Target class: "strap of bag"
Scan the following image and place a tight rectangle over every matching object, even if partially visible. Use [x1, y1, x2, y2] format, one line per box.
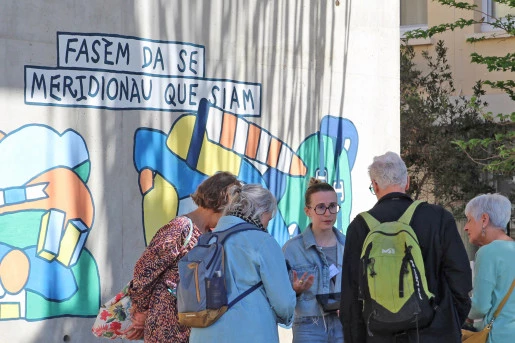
[359, 200, 423, 229]
[491, 278, 515, 321]
[228, 281, 263, 309]
[220, 222, 265, 309]
[397, 200, 422, 224]
[219, 222, 263, 244]
[359, 211, 380, 230]
[183, 217, 194, 247]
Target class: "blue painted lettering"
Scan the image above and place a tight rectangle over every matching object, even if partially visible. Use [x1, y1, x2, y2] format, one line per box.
[102, 38, 114, 65]
[88, 75, 100, 97]
[63, 75, 77, 98]
[117, 42, 130, 65]
[189, 51, 198, 75]
[189, 84, 198, 106]
[242, 89, 254, 110]
[91, 40, 101, 63]
[31, 73, 47, 99]
[210, 85, 220, 106]
[141, 46, 152, 68]
[177, 49, 187, 73]
[65, 38, 79, 64]
[76, 75, 87, 101]
[106, 77, 118, 100]
[153, 47, 164, 70]
[50, 74, 62, 101]
[230, 87, 239, 109]
[164, 83, 176, 106]
[141, 46, 164, 70]
[77, 40, 90, 63]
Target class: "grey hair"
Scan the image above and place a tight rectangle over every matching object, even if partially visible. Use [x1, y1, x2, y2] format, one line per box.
[465, 193, 512, 232]
[368, 151, 408, 189]
[223, 184, 277, 221]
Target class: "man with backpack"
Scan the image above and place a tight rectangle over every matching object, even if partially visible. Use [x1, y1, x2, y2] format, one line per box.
[340, 151, 472, 342]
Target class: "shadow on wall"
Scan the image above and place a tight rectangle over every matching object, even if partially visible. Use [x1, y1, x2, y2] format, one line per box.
[2, 0, 355, 342]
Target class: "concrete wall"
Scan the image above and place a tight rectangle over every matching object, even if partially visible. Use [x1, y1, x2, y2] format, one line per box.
[0, 1, 399, 342]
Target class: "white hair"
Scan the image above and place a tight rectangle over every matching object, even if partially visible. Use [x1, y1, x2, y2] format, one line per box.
[465, 193, 512, 232]
[368, 151, 408, 189]
[224, 184, 277, 221]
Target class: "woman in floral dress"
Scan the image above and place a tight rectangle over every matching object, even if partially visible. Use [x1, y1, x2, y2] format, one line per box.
[123, 172, 240, 343]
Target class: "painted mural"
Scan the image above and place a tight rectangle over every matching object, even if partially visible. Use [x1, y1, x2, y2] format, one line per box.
[12, 32, 359, 322]
[134, 98, 359, 246]
[0, 124, 99, 321]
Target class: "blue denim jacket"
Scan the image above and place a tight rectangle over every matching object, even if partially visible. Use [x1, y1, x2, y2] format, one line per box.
[282, 225, 345, 320]
[190, 216, 296, 343]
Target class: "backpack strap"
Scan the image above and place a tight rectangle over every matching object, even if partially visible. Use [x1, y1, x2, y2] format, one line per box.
[397, 200, 423, 225]
[197, 222, 262, 245]
[359, 212, 381, 230]
[228, 281, 263, 309]
[218, 222, 264, 244]
[359, 200, 423, 230]
[217, 222, 265, 308]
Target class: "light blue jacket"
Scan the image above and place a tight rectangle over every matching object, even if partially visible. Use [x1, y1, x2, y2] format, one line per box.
[282, 225, 345, 319]
[469, 240, 515, 343]
[189, 216, 296, 343]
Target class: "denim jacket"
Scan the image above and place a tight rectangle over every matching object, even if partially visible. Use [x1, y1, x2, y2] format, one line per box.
[190, 216, 296, 343]
[282, 225, 345, 320]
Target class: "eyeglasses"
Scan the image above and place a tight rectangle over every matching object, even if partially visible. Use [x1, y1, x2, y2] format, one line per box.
[308, 203, 341, 215]
[369, 182, 375, 195]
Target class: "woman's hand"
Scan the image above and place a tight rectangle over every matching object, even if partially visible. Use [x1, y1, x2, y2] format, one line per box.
[121, 311, 147, 340]
[292, 270, 315, 295]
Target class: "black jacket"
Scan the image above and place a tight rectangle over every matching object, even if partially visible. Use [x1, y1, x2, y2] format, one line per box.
[340, 193, 472, 343]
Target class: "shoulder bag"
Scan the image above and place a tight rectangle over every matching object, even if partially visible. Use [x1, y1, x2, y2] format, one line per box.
[461, 278, 515, 343]
[92, 217, 194, 339]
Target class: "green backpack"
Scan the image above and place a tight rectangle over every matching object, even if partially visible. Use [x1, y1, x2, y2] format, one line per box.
[359, 200, 435, 335]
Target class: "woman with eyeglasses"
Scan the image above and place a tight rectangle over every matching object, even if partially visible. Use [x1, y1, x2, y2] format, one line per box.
[283, 177, 345, 343]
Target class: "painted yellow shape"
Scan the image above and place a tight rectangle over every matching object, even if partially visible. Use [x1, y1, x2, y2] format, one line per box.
[143, 174, 179, 244]
[166, 114, 241, 175]
[57, 221, 85, 267]
[37, 211, 57, 261]
[0, 250, 29, 294]
[197, 135, 241, 176]
[0, 303, 20, 319]
[167, 115, 195, 160]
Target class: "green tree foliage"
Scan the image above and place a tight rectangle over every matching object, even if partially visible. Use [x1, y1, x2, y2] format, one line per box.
[401, 40, 498, 214]
[405, 0, 515, 175]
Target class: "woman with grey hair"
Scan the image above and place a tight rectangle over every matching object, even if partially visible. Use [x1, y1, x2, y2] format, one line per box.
[463, 193, 515, 342]
[189, 184, 296, 343]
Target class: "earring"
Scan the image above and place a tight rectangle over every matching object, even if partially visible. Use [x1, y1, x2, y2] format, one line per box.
[481, 228, 486, 237]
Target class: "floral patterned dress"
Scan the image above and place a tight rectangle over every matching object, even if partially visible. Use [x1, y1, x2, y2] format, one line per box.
[128, 216, 201, 343]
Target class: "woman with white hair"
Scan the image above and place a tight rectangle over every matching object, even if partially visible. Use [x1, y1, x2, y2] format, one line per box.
[189, 183, 296, 343]
[464, 193, 515, 342]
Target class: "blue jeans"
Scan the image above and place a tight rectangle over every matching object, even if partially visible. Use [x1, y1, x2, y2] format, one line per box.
[292, 313, 344, 343]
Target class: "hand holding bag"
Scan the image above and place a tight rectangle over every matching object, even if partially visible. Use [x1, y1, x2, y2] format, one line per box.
[461, 279, 515, 343]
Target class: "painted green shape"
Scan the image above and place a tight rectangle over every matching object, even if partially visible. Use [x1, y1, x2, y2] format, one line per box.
[0, 211, 45, 248]
[278, 134, 353, 235]
[73, 161, 91, 183]
[25, 249, 100, 319]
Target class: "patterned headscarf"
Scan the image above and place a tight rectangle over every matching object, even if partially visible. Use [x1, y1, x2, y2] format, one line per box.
[225, 208, 266, 232]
